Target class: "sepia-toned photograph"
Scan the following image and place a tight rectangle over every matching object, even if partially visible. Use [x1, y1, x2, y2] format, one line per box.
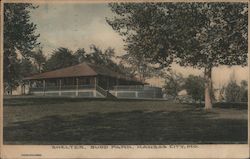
[1, 0, 249, 157]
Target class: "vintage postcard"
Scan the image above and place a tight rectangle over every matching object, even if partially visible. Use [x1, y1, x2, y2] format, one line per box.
[1, 0, 249, 158]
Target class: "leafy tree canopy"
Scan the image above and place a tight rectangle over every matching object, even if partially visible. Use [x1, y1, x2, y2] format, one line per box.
[184, 75, 205, 102]
[225, 80, 242, 102]
[44, 47, 75, 71]
[163, 71, 184, 99]
[107, 2, 247, 69]
[74, 48, 86, 64]
[107, 2, 247, 109]
[43, 45, 132, 77]
[4, 3, 40, 58]
[4, 3, 40, 91]
[19, 58, 37, 78]
[32, 47, 47, 73]
[118, 53, 163, 82]
[240, 80, 248, 102]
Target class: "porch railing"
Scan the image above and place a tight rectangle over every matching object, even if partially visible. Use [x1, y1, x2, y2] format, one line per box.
[112, 85, 160, 91]
[30, 84, 95, 92]
[112, 85, 143, 91]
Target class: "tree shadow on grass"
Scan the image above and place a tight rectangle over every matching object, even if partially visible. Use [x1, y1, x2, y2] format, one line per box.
[3, 98, 163, 107]
[191, 102, 248, 110]
[4, 108, 247, 145]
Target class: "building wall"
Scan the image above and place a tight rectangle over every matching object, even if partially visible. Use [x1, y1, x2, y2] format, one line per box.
[5, 85, 30, 95]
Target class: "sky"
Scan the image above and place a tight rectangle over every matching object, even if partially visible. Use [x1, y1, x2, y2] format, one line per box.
[29, 3, 248, 88]
[30, 3, 125, 55]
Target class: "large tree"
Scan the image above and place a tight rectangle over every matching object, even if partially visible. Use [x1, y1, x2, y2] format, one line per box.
[107, 2, 248, 109]
[19, 58, 37, 77]
[184, 75, 205, 103]
[73, 48, 87, 64]
[240, 80, 248, 102]
[32, 47, 47, 73]
[4, 3, 40, 93]
[163, 71, 184, 100]
[86, 45, 126, 74]
[118, 53, 163, 82]
[44, 45, 129, 77]
[225, 79, 248, 102]
[225, 80, 241, 102]
[44, 47, 75, 71]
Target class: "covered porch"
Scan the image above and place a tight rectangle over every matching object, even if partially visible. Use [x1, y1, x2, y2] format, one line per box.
[26, 75, 143, 97]
[23, 62, 145, 98]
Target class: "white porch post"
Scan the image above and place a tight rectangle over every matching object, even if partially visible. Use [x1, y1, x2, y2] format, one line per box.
[135, 91, 138, 98]
[20, 84, 23, 95]
[59, 79, 62, 96]
[76, 77, 79, 96]
[95, 76, 97, 88]
[28, 81, 31, 94]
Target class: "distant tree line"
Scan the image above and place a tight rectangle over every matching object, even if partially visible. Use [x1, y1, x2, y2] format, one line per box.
[34, 45, 137, 77]
[224, 79, 248, 102]
[164, 72, 248, 103]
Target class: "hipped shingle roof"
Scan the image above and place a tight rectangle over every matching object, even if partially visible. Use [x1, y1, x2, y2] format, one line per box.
[24, 62, 141, 83]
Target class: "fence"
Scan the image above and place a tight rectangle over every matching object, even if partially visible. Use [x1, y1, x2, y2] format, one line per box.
[113, 85, 160, 91]
[111, 85, 163, 99]
[29, 84, 163, 99]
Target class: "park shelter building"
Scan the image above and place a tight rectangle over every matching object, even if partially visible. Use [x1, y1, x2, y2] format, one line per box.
[24, 62, 162, 98]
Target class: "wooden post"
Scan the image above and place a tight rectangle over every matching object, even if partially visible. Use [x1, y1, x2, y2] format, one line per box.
[23, 84, 25, 95]
[59, 79, 62, 96]
[76, 78, 79, 96]
[95, 76, 97, 88]
[28, 81, 31, 94]
[43, 80, 46, 96]
[20, 84, 23, 95]
[94, 76, 97, 97]
[135, 91, 138, 98]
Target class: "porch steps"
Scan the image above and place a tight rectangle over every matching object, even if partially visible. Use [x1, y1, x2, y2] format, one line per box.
[96, 85, 117, 99]
[106, 91, 117, 99]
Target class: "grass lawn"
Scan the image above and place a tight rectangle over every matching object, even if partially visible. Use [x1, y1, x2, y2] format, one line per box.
[3, 97, 248, 145]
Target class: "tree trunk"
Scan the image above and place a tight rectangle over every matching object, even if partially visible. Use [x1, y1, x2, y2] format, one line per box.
[10, 87, 12, 95]
[204, 67, 213, 110]
[8, 81, 12, 95]
[38, 64, 41, 73]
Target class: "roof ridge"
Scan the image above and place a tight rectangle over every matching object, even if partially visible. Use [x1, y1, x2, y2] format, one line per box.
[24, 62, 87, 78]
[23, 61, 143, 85]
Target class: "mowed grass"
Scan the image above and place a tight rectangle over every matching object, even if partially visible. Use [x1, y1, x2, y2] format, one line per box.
[3, 97, 248, 145]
